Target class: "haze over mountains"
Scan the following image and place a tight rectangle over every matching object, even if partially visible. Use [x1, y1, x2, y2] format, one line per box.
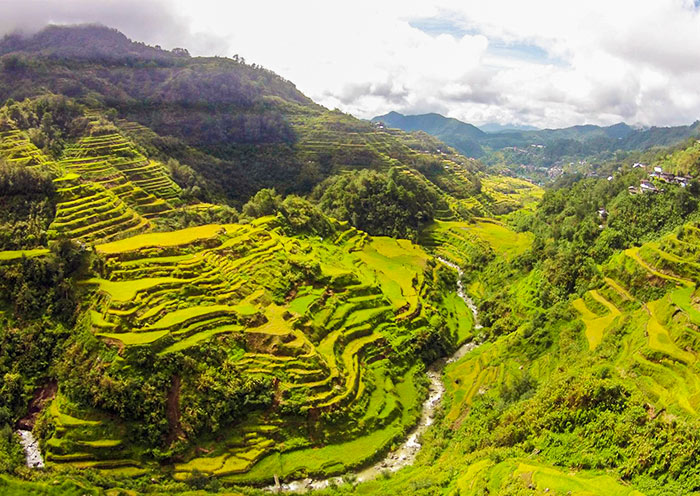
[373, 111, 700, 165]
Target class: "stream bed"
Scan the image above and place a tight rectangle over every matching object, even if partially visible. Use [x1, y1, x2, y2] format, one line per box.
[17, 429, 44, 468]
[269, 257, 479, 492]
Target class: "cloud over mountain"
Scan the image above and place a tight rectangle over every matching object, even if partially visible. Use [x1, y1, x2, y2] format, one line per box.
[1, 0, 700, 128]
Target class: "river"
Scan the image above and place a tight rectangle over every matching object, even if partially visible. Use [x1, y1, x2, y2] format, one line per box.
[17, 429, 44, 468]
[269, 257, 479, 492]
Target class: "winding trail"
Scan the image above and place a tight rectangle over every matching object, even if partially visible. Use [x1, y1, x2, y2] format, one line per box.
[17, 430, 44, 468]
[269, 257, 479, 492]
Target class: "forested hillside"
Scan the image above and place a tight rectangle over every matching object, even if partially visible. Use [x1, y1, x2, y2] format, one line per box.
[0, 26, 487, 205]
[3, 24, 700, 496]
[373, 111, 700, 172]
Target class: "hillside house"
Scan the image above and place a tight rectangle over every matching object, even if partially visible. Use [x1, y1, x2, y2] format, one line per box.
[628, 185, 638, 194]
[640, 180, 659, 193]
[674, 176, 689, 187]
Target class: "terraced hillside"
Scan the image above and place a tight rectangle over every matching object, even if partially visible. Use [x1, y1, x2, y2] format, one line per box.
[0, 129, 55, 169]
[0, 107, 202, 243]
[38, 216, 475, 483]
[466, 220, 700, 417]
[48, 173, 151, 242]
[421, 218, 533, 270]
[338, 216, 700, 495]
[587, 223, 700, 414]
[61, 131, 180, 202]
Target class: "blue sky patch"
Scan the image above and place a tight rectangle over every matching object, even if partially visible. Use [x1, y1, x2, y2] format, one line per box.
[410, 16, 565, 66]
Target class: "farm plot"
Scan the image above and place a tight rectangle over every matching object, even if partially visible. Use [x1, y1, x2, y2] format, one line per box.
[50, 219, 463, 481]
[594, 224, 700, 415]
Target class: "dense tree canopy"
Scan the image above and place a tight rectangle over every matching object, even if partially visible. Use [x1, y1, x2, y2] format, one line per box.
[315, 168, 445, 240]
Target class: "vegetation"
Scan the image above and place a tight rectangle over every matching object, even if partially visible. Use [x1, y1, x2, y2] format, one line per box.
[315, 168, 445, 240]
[5, 23, 700, 496]
[374, 111, 700, 171]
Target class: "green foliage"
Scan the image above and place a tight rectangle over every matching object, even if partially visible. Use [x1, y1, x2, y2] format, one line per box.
[279, 195, 333, 236]
[0, 158, 56, 249]
[0, 94, 88, 157]
[241, 187, 281, 218]
[0, 239, 84, 324]
[316, 168, 443, 240]
[520, 167, 698, 304]
[0, 426, 23, 474]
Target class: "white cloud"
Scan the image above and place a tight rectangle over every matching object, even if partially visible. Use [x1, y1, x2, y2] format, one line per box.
[2, 0, 700, 128]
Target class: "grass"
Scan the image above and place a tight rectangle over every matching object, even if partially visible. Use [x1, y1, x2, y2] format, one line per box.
[572, 290, 621, 350]
[146, 304, 248, 330]
[624, 247, 693, 287]
[443, 292, 474, 345]
[421, 219, 532, 268]
[85, 277, 183, 301]
[0, 476, 103, 496]
[358, 237, 428, 311]
[158, 324, 243, 355]
[0, 248, 50, 261]
[465, 218, 533, 259]
[513, 461, 645, 496]
[96, 224, 235, 254]
[481, 175, 544, 212]
[646, 299, 695, 364]
[97, 329, 170, 346]
[289, 288, 324, 315]
[230, 365, 421, 483]
[670, 286, 700, 325]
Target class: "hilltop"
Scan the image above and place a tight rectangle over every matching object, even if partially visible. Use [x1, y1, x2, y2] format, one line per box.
[0, 26, 499, 208]
[372, 111, 700, 172]
[374, 111, 486, 158]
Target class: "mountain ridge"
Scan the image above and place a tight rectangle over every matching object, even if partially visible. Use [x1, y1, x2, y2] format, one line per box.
[372, 111, 700, 166]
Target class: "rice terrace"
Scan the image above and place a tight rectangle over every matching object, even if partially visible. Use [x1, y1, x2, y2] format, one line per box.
[3, 6, 700, 496]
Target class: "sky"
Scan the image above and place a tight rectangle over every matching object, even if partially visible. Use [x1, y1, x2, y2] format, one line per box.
[1, 0, 700, 129]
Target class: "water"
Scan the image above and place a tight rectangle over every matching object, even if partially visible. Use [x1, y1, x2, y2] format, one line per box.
[16, 429, 44, 468]
[437, 257, 482, 332]
[267, 257, 480, 492]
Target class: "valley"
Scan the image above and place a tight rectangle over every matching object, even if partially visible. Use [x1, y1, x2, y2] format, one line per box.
[2, 23, 700, 496]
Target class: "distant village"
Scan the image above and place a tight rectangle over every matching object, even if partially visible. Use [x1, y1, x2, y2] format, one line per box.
[627, 163, 690, 194]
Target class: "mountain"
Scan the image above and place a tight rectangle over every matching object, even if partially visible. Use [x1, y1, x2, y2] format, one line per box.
[478, 122, 539, 133]
[373, 111, 486, 140]
[5, 24, 700, 496]
[373, 111, 700, 169]
[0, 26, 488, 206]
[0, 26, 547, 491]
[0, 24, 190, 61]
[373, 111, 486, 157]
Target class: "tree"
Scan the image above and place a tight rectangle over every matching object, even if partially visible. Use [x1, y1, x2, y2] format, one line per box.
[242, 188, 282, 218]
[315, 167, 443, 240]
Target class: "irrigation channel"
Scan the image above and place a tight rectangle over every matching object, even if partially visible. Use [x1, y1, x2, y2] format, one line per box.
[270, 257, 481, 492]
[17, 429, 44, 468]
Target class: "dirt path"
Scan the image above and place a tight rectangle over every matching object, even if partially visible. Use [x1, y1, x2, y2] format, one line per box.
[166, 375, 184, 444]
[17, 382, 57, 430]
